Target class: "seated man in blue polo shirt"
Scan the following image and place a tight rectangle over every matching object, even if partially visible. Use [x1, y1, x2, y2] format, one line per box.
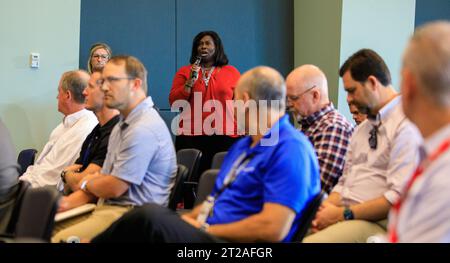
[92, 66, 321, 243]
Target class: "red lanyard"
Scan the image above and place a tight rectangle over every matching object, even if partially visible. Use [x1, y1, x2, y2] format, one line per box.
[389, 138, 450, 243]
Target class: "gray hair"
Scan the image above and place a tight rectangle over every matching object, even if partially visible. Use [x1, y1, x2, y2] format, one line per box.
[238, 66, 286, 110]
[61, 70, 89, 104]
[404, 21, 450, 107]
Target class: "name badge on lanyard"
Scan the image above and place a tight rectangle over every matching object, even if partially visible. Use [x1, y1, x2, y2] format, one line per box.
[196, 152, 253, 224]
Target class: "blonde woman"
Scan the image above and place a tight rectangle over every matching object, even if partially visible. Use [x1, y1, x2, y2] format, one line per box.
[87, 42, 112, 74]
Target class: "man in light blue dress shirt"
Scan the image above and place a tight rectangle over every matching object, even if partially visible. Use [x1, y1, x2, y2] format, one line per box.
[52, 56, 177, 242]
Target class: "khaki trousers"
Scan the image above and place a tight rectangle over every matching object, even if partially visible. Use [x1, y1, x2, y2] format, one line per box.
[52, 205, 132, 243]
[302, 219, 388, 243]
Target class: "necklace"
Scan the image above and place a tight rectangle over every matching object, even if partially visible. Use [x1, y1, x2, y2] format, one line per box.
[202, 66, 215, 88]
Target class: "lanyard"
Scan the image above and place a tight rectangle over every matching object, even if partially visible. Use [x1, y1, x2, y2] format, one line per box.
[389, 138, 450, 243]
[196, 152, 254, 225]
[213, 152, 254, 199]
[81, 134, 97, 168]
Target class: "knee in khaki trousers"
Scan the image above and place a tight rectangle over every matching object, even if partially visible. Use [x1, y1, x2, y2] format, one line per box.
[52, 205, 132, 243]
[302, 219, 388, 243]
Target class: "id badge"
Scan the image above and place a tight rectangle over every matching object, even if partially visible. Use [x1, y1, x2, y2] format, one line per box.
[196, 195, 215, 224]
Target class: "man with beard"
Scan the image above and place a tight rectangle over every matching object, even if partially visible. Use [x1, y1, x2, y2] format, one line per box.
[304, 49, 422, 243]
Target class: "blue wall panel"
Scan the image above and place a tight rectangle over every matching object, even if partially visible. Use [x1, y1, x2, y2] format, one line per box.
[415, 0, 450, 27]
[80, 0, 176, 109]
[176, 0, 293, 77]
[80, 0, 293, 114]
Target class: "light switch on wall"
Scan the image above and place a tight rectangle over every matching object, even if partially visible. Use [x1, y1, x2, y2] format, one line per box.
[30, 53, 40, 68]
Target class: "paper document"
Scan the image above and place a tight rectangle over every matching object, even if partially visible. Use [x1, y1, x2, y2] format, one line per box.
[54, 203, 96, 222]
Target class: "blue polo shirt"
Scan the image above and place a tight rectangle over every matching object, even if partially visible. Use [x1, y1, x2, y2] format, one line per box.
[206, 115, 320, 242]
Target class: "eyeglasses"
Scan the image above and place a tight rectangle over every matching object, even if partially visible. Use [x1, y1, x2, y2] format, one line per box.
[368, 124, 381, 149]
[286, 85, 317, 101]
[98, 76, 135, 85]
[92, 54, 109, 60]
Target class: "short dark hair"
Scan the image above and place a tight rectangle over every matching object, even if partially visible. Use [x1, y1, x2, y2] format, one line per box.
[339, 49, 391, 86]
[189, 31, 229, 66]
[108, 55, 148, 92]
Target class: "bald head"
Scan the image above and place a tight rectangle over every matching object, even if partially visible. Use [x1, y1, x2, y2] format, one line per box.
[287, 65, 329, 100]
[236, 66, 286, 110]
[403, 21, 450, 108]
[286, 64, 330, 117]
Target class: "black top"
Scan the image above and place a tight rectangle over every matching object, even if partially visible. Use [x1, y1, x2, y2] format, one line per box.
[75, 115, 120, 172]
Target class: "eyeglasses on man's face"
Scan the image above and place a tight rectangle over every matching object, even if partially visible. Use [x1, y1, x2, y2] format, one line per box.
[286, 85, 317, 102]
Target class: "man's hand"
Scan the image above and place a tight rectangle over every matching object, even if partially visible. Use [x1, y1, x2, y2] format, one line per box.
[181, 214, 201, 229]
[57, 191, 93, 212]
[311, 202, 344, 232]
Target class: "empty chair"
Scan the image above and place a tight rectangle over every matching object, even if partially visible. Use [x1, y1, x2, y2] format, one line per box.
[168, 164, 189, 211]
[176, 149, 202, 182]
[292, 192, 324, 242]
[176, 149, 202, 209]
[17, 148, 37, 176]
[211, 151, 227, 170]
[194, 169, 219, 206]
[13, 186, 60, 241]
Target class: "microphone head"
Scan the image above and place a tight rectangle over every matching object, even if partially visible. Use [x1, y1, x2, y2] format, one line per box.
[194, 56, 202, 65]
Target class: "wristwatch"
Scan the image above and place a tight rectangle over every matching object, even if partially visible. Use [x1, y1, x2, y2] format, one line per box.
[343, 206, 354, 220]
[80, 180, 89, 193]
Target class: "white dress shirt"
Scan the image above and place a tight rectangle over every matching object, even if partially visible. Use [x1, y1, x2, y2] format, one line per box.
[390, 123, 450, 242]
[332, 96, 422, 205]
[20, 109, 98, 187]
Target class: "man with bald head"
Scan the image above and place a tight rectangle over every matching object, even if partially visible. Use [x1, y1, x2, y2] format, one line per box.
[287, 65, 353, 193]
[21, 70, 98, 188]
[91, 66, 321, 243]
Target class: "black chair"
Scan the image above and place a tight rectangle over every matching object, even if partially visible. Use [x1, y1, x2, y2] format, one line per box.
[211, 151, 227, 170]
[168, 164, 189, 211]
[1, 186, 60, 242]
[292, 192, 325, 242]
[194, 169, 219, 206]
[176, 149, 202, 208]
[17, 148, 37, 176]
[176, 149, 202, 182]
[15, 186, 60, 241]
[1, 180, 31, 235]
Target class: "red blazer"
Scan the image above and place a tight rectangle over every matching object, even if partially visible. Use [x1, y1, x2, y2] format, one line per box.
[169, 65, 240, 136]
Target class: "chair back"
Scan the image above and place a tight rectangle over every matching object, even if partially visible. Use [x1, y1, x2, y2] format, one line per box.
[17, 149, 37, 176]
[176, 149, 202, 182]
[14, 186, 60, 241]
[211, 151, 227, 170]
[3, 180, 31, 235]
[292, 192, 324, 242]
[194, 169, 219, 206]
[168, 164, 189, 210]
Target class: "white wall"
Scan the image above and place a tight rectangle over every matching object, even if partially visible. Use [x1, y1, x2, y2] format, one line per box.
[0, 0, 81, 152]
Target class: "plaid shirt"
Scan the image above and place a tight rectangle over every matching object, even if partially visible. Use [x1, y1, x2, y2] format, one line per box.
[299, 104, 354, 193]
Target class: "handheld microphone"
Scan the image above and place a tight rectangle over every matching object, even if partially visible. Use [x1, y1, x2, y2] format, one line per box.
[191, 56, 202, 80]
